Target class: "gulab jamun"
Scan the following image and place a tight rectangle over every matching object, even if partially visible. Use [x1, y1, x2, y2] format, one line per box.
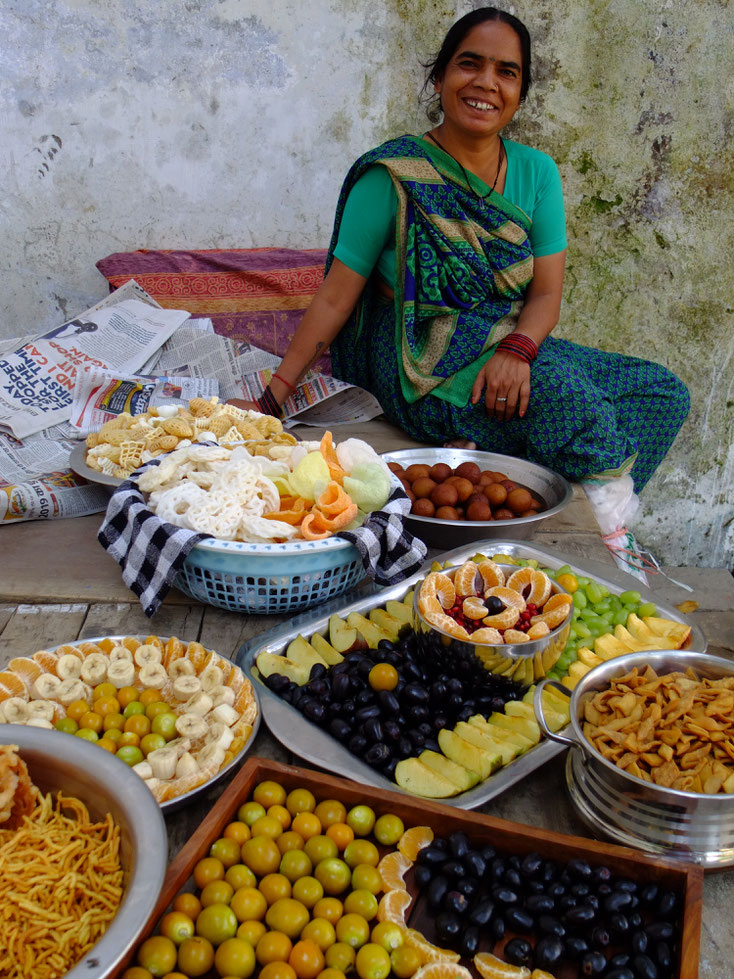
[411, 476, 437, 499]
[430, 463, 452, 483]
[466, 500, 492, 521]
[501, 479, 518, 492]
[454, 461, 482, 484]
[431, 482, 459, 507]
[484, 483, 508, 507]
[493, 507, 515, 520]
[450, 477, 474, 502]
[506, 487, 533, 514]
[412, 498, 436, 517]
[435, 505, 460, 520]
[520, 508, 539, 517]
[405, 463, 431, 481]
[387, 461, 404, 475]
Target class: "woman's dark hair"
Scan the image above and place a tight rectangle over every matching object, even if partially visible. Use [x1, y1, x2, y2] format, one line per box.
[422, 6, 532, 121]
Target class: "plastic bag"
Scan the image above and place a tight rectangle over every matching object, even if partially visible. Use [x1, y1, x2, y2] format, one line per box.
[582, 476, 648, 585]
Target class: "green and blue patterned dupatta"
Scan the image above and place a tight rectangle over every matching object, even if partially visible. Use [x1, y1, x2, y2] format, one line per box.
[327, 135, 534, 406]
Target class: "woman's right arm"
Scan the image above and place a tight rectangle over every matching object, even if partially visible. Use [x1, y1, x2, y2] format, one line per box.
[230, 257, 368, 412]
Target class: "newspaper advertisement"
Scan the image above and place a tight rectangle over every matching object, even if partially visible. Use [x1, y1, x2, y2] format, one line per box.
[69, 368, 219, 436]
[0, 470, 111, 524]
[0, 425, 82, 484]
[0, 285, 190, 439]
[150, 328, 383, 425]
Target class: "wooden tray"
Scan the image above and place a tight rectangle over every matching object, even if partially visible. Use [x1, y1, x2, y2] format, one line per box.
[115, 757, 704, 978]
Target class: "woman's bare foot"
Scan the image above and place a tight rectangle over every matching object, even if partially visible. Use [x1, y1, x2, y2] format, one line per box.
[443, 439, 477, 450]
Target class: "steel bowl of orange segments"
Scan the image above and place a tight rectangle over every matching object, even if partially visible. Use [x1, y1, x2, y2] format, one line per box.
[0, 634, 261, 812]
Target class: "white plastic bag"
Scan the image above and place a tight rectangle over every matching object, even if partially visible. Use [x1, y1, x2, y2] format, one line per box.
[582, 476, 648, 585]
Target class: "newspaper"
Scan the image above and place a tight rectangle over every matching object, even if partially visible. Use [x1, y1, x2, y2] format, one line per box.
[147, 329, 383, 426]
[69, 368, 219, 436]
[0, 281, 190, 439]
[0, 470, 111, 524]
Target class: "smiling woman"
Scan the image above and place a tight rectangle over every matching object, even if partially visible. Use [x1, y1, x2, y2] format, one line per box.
[229, 7, 689, 512]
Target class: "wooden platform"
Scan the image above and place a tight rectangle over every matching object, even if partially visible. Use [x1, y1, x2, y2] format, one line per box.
[1, 415, 732, 976]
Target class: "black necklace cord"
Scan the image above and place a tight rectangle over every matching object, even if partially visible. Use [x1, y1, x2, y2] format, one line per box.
[424, 131, 504, 200]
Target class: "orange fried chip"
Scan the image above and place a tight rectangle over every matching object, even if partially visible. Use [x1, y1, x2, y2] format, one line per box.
[265, 497, 309, 525]
[320, 431, 347, 481]
[301, 513, 333, 540]
[317, 480, 353, 517]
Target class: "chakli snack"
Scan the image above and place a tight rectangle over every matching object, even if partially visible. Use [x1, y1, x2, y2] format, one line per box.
[417, 561, 572, 644]
[0, 746, 124, 979]
[84, 396, 291, 479]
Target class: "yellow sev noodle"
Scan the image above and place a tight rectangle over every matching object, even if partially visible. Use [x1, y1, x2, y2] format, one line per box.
[0, 791, 124, 979]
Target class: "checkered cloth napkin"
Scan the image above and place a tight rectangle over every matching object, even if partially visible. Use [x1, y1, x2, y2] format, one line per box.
[98, 468, 426, 617]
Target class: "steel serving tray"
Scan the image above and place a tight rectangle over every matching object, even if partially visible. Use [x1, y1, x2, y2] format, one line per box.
[69, 441, 124, 489]
[22, 635, 261, 813]
[236, 541, 705, 809]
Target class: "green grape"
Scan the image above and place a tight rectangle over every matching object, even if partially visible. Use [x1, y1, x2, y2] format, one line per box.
[594, 600, 611, 614]
[556, 564, 573, 576]
[579, 607, 601, 622]
[576, 576, 592, 588]
[638, 602, 658, 617]
[586, 582, 605, 605]
[620, 589, 642, 605]
[608, 595, 623, 611]
[587, 622, 606, 638]
[613, 609, 630, 626]
[572, 621, 592, 639]
[572, 590, 587, 610]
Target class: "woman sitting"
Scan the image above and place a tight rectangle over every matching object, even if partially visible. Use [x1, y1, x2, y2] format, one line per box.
[232, 6, 689, 525]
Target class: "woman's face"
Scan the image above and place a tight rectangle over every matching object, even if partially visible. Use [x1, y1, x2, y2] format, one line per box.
[434, 20, 524, 139]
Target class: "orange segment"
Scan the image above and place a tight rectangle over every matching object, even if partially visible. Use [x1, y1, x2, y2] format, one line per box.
[412, 963, 473, 979]
[471, 627, 504, 644]
[420, 573, 456, 611]
[503, 629, 530, 644]
[0, 672, 29, 700]
[186, 642, 213, 673]
[474, 952, 531, 979]
[482, 587, 525, 629]
[404, 929, 460, 965]
[530, 606, 569, 629]
[31, 650, 59, 673]
[377, 851, 412, 891]
[452, 562, 480, 597]
[462, 597, 488, 621]
[95, 637, 116, 653]
[397, 825, 434, 862]
[376, 889, 412, 928]
[144, 635, 164, 651]
[506, 567, 552, 606]
[162, 636, 186, 669]
[77, 642, 106, 657]
[527, 621, 550, 640]
[8, 658, 43, 690]
[543, 593, 573, 612]
[234, 681, 258, 721]
[121, 637, 142, 654]
[422, 610, 469, 640]
[476, 560, 506, 590]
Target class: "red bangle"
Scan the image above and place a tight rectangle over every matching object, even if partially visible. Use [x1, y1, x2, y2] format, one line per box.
[273, 373, 297, 393]
[497, 333, 539, 364]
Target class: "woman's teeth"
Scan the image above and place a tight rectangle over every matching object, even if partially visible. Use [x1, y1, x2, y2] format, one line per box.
[465, 99, 495, 112]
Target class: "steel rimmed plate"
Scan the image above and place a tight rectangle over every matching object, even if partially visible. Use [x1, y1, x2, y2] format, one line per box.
[9, 634, 261, 813]
[237, 539, 705, 809]
[69, 441, 123, 488]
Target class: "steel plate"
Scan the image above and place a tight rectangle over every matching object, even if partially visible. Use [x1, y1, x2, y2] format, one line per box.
[237, 540, 705, 809]
[69, 441, 123, 488]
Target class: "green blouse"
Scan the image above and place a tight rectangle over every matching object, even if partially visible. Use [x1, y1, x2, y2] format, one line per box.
[333, 137, 567, 288]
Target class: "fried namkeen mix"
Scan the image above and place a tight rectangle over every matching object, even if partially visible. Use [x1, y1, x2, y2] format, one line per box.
[582, 665, 734, 793]
[0, 745, 37, 828]
[0, 748, 124, 979]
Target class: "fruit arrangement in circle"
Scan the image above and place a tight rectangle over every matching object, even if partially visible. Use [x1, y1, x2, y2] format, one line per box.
[123, 775, 685, 979]
[0, 635, 257, 804]
[388, 461, 546, 523]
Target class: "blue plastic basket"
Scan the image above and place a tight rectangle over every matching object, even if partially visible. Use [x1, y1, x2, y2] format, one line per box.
[175, 536, 365, 614]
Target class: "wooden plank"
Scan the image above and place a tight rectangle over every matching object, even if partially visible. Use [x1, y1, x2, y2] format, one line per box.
[198, 607, 294, 661]
[80, 602, 205, 643]
[0, 604, 88, 666]
[0, 605, 16, 636]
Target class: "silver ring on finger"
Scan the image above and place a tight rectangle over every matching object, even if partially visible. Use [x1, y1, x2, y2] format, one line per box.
[496, 397, 508, 402]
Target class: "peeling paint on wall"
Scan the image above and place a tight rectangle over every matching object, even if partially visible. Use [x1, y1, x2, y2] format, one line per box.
[0, 0, 731, 567]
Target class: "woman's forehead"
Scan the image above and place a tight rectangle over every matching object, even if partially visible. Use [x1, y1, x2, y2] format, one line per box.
[454, 20, 523, 63]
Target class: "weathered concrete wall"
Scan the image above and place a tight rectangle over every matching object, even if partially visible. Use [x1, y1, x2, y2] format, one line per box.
[1, 0, 732, 567]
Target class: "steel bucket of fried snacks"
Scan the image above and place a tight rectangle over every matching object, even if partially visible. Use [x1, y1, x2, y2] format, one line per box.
[534, 650, 734, 868]
[413, 561, 573, 686]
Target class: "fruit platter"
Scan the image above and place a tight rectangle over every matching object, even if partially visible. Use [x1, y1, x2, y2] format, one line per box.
[0, 634, 260, 811]
[116, 756, 703, 979]
[240, 541, 703, 809]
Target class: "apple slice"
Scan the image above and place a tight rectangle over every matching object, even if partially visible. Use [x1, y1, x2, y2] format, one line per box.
[594, 633, 632, 660]
[562, 660, 591, 689]
[255, 652, 309, 685]
[485, 711, 540, 747]
[465, 718, 523, 765]
[346, 612, 389, 648]
[438, 729, 498, 780]
[310, 632, 344, 666]
[419, 749, 480, 791]
[577, 646, 603, 668]
[504, 701, 542, 739]
[451, 723, 505, 769]
[286, 636, 328, 678]
[369, 608, 405, 642]
[328, 614, 358, 653]
[394, 757, 459, 798]
[385, 600, 414, 628]
[642, 616, 691, 647]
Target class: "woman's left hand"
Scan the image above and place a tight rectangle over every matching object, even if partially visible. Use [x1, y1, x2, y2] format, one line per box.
[471, 350, 531, 421]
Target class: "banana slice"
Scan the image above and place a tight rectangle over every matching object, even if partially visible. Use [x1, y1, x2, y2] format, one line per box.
[26, 700, 56, 722]
[132, 760, 154, 780]
[207, 721, 235, 751]
[56, 678, 89, 706]
[139, 663, 168, 689]
[175, 751, 200, 778]
[134, 644, 163, 668]
[147, 746, 178, 780]
[26, 717, 54, 729]
[210, 703, 239, 727]
[182, 692, 213, 717]
[209, 685, 235, 708]
[80, 653, 108, 686]
[107, 659, 136, 688]
[56, 654, 83, 680]
[2, 698, 30, 724]
[168, 659, 196, 681]
[172, 675, 202, 700]
[32, 673, 62, 700]
[196, 742, 226, 771]
[166, 737, 192, 757]
[109, 645, 134, 663]
[175, 713, 209, 740]
[199, 664, 226, 693]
